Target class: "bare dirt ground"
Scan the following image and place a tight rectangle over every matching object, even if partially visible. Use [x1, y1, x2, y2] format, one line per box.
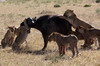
[0, 0, 100, 66]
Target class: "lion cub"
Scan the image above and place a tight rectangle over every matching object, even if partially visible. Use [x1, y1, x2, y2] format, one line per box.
[1, 26, 17, 48]
[48, 32, 79, 58]
[12, 26, 30, 51]
[77, 26, 100, 49]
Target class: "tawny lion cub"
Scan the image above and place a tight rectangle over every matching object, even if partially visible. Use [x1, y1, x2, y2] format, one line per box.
[12, 26, 30, 51]
[1, 26, 17, 48]
[77, 26, 100, 49]
[48, 32, 79, 58]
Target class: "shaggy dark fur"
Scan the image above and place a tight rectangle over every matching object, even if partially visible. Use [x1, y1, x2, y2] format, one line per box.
[20, 15, 72, 51]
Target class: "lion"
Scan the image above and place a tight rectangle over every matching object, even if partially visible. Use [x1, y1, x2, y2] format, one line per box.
[63, 9, 94, 29]
[72, 27, 96, 49]
[63, 9, 95, 49]
[12, 26, 30, 51]
[48, 32, 79, 58]
[1, 26, 17, 48]
[77, 26, 100, 49]
[1, 25, 29, 51]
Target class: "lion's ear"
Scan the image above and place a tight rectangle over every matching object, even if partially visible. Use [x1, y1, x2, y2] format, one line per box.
[23, 18, 27, 22]
[12, 26, 15, 28]
[33, 17, 37, 20]
[34, 17, 36, 19]
[67, 9, 70, 11]
[7, 26, 13, 32]
[71, 10, 74, 12]
[8, 26, 11, 29]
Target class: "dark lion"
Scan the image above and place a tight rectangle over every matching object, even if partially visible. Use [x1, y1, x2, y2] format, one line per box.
[48, 32, 79, 58]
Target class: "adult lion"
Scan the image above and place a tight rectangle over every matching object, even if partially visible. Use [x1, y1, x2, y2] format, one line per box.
[63, 9, 95, 49]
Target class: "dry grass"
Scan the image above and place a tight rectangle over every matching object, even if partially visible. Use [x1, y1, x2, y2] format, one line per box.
[0, 0, 100, 66]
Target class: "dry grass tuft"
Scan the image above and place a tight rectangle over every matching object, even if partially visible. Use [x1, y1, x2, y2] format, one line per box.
[0, 0, 100, 66]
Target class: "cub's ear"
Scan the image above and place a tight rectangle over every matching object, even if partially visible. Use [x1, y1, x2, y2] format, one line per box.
[12, 26, 17, 31]
[33, 17, 37, 20]
[71, 10, 73, 12]
[12, 26, 15, 28]
[34, 17, 36, 19]
[7, 26, 13, 32]
[7, 26, 10, 28]
[8, 26, 11, 29]
[67, 9, 70, 11]
[66, 9, 73, 12]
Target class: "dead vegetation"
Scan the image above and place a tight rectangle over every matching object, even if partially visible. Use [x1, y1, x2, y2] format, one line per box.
[0, 0, 100, 66]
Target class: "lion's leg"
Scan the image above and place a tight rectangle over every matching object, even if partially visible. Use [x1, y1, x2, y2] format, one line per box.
[97, 36, 100, 50]
[61, 46, 64, 56]
[81, 39, 93, 49]
[70, 44, 75, 58]
[60, 46, 63, 56]
[58, 45, 61, 56]
[81, 39, 88, 48]
[9, 37, 14, 47]
[75, 42, 79, 57]
[94, 38, 98, 46]
[24, 40, 27, 44]
[24, 40, 28, 48]
[12, 42, 21, 51]
[1, 39, 7, 48]
[62, 45, 66, 56]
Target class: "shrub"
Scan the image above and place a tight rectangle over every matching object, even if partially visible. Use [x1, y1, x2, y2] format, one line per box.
[84, 4, 91, 7]
[96, 0, 100, 3]
[54, 4, 61, 8]
[96, 9, 100, 15]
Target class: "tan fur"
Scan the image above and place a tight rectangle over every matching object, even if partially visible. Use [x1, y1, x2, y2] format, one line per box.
[63, 9, 93, 29]
[63, 9, 96, 49]
[1, 26, 17, 48]
[12, 26, 30, 51]
[1, 25, 29, 51]
[48, 32, 79, 58]
[77, 26, 100, 49]
[73, 28, 95, 46]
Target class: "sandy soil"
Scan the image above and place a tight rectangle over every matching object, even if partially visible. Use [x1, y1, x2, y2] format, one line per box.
[0, 0, 100, 66]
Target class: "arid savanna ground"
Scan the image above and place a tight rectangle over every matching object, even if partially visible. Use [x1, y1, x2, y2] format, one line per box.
[0, 0, 100, 66]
